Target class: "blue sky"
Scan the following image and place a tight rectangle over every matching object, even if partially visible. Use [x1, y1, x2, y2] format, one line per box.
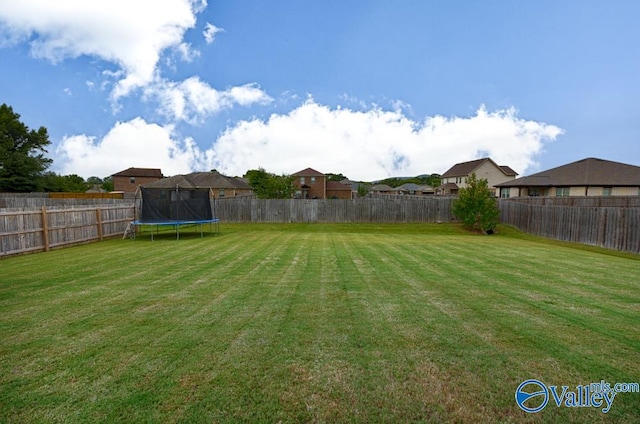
[1, 1, 638, 181]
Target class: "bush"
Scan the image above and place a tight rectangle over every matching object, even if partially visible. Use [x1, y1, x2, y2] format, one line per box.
[452, 173, 499, 232]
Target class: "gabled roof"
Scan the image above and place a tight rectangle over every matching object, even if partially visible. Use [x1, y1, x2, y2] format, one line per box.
[437, 182, 459, 190]
[292, 168, 324, 177]
[496, 158, 640, 187]
[499, 166, 518, 176]
[441, 158, 517, 178]
[143, 171, 251, 189]
[395, 183, 434, 192]
[112, 167, 163, 178]
[370, 184, 394, 191]
[144, 174, 198, 189]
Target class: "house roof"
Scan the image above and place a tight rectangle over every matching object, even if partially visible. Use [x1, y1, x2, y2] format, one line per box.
[144, 174, 198, 189]
[441, 158, 517, 178]
[436, 182, 459, 190]
[496, 158, 640, 187]
[370, 184, 394, 191]
[143, 171, 251, 189]
[499, 166, 518, 176]
[291, 168, 325, 177]
[112, 167, 163, 178]
[395, 183, 435, 192]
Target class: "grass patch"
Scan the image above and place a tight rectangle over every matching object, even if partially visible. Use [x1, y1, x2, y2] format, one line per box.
[1, 223, 638, 423]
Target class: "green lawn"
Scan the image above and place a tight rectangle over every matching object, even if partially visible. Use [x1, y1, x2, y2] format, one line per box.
[1, 224, 639, 423]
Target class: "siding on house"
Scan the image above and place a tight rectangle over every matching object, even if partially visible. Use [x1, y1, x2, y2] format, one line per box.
[439, 158, 517, 195]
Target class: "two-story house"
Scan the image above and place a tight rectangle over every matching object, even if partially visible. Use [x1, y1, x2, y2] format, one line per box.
[437, 158, 518, 196]
[291, 168, 352, 199]
[112, 167, 163, 193]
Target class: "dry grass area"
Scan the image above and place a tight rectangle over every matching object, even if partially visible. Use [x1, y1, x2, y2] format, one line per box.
[1, 223, 638, 423]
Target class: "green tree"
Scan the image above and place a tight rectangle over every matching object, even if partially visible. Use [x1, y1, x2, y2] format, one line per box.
[326, 173, 348, 182]
[0, 104, 52, 192]
[42, 173, 87, 192]
[357, 183, 370, 197]
[452, 173, 499, 233]
[245, 168, 295, 199]
[101, 176, 114, 192]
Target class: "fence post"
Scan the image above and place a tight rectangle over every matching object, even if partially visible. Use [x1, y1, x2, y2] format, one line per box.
[96, 208, 103, 241]
[41, 206, 50, 252]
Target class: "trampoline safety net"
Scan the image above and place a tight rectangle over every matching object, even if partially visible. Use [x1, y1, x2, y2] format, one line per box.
[140, 187, 213, 222]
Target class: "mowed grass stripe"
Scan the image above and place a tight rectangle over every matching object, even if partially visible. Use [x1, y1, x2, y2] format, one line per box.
[1, 224, 638, 423]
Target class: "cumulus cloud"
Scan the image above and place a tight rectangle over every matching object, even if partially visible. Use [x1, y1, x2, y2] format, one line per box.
[0, 0, 200, 99]
[147, 77, 272, 123]
[55, 117, 200, 178]
[0, 1, 274, 119]
[53, 101, 563, 181]
[209, 100, 563, 180]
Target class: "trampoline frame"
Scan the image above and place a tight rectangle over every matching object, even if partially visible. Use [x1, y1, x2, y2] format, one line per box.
[130, 218, 220, 240]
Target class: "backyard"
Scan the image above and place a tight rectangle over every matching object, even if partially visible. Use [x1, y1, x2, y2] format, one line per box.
[1, 223, 638, 423]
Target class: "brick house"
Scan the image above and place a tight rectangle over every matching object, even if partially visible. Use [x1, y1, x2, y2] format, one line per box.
[111, 167, 163, 193]
[291, 168, 352, 199]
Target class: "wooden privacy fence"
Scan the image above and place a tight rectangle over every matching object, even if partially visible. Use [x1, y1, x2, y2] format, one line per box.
[215, 197, 455, 223]
[0, 196, 129, 209]
[0, 205, 134, 257]
[500, 200, 640, 254]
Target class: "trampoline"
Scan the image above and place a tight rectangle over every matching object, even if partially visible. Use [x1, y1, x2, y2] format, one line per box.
[130, 219, 219, 240]
[130, 185, 220, 240]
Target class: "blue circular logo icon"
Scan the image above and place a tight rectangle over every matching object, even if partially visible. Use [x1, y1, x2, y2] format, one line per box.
[515, 379, 548, 413]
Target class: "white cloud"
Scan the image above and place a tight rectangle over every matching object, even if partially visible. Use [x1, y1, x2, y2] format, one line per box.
[53, 101, 563, 182]
[148, 77, 272, 123]
[203, 22, 223, 44]
[0, 0, 199, 99]
[208, 100, 564, 181]
[55, 117, 199, 178]
[0, 1, 272, 120]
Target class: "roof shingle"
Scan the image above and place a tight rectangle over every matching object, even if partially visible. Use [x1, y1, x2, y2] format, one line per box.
[496, 158, 640, 187]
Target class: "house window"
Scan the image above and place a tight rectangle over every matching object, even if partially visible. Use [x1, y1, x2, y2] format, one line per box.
[219, 189, 225, 197]
[130, 177, 136, 184]
[602, 187, 612, 196]
[556, 187, 570, 197]
[528, 188, 540, 197]
[455, 176, 462, 184]
[300, 177, 305, 185]
[311, 176, 316, 184]
[500, 188, 510, 198]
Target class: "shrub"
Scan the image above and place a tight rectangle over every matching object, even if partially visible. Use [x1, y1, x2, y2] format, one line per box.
[452, 173, 499, 232]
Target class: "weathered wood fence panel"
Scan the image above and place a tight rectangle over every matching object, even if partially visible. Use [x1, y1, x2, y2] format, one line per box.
[499, 200, 640, 254]
[215, 197, 455, 223]
[0, 196, 130, 209]
[0, 205, 134, 257]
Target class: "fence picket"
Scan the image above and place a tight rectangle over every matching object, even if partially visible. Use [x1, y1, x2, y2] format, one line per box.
[499, 198, 639, 254]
